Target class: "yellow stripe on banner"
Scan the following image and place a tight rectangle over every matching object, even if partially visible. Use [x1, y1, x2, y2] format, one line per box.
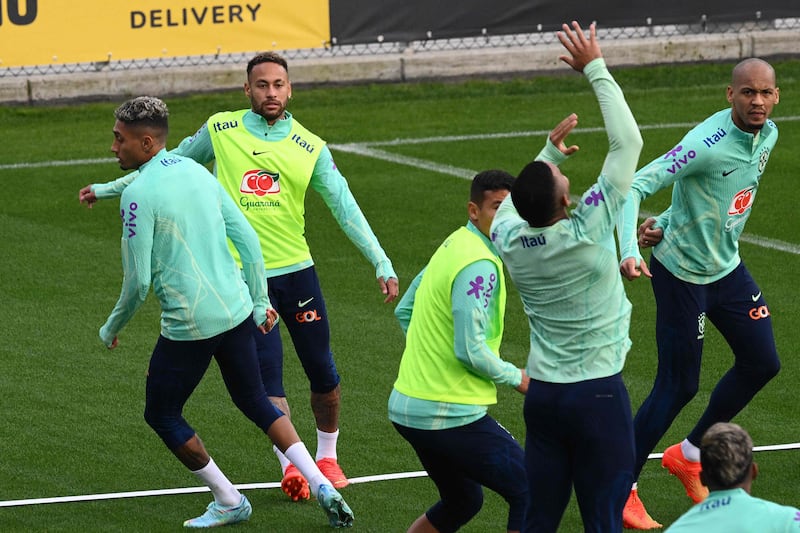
[0, 0, 330, 67]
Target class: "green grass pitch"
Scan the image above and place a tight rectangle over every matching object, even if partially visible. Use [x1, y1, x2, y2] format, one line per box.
[0, 58, 798, 531]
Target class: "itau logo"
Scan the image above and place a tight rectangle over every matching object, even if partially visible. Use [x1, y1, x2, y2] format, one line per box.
[240, 170, 280, 196]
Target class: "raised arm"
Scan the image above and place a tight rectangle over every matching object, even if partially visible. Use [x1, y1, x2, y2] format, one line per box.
[558, 21, 642, 196]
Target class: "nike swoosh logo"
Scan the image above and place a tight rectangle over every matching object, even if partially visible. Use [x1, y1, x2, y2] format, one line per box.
[722, 168, 736, 176]
[252, 150, 270, 156]
[298, 297, 314, 307]
[751, 291, 761, 302]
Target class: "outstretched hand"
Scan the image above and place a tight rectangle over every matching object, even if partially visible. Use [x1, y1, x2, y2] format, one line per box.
[549, 113, 580, 156]
[557, 21, 601, 73]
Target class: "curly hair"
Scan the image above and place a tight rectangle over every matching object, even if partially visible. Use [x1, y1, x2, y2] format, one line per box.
[247, 52, 289, 77]
[114, 96, 169, 133]
[700, 422, 754, 489]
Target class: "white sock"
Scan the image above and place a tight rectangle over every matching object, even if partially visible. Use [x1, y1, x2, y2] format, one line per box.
[273, 444, 291, 474]
[631, 482, 638, 491]
[190, 457, 241, 507]
[316, 428, 339, 461]
[284, 441, 328, 497]
[681, 438, 701, 462]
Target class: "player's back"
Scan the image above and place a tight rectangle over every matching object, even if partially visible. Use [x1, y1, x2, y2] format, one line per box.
[126, 152, 253, 340]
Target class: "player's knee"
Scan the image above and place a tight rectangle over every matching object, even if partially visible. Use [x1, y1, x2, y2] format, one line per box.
[762, 353, 781, 380]
[144, 410, 171, 433]
[231, 393, 283, 428]
[144, 404, 177, 431]
[143, 405, 164, 431]
[744, 355, 781, 385]
[431, 490, 484, 531]
[144, 409, 192, 448]
[309, 371, 341, 395]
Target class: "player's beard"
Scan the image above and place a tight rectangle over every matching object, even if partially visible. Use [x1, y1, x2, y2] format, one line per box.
[255, 99, 286, 123]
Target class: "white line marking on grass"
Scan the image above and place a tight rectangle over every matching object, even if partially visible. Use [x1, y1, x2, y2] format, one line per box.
[3, 119, 800, 255]
[332, 143, 476, 179]
[0, 157, 115, 170]
[3, 115, 800, 170]
[1, 444, 797, 508]
[0, 471, 430, 508]
[333, 142, 800, 256]
[646, 442, 800, 460]
[351, 115, 800, 147]
[737, 234, 800, 255]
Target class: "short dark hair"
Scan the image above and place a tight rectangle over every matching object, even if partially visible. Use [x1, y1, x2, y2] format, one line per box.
[114, 96, 169, 134]
[247, 52, 289, 77]
[700, 422, 754, 489]
[471, 169, 515, 205]
[511, 160, 558, 227]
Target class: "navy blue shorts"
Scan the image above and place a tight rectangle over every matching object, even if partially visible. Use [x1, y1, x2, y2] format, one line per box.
[393, 415, 527, 532]
[255, 266, 340, 396]
[144, 317, 284, 450]
[523, 373, 634, 533]
[632, 256, 779, 477]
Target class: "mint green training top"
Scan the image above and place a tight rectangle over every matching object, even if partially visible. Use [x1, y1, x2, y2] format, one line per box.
[618, 109, 778, 284]
[665, 488, 800, 532]
[99, 149, 270, 346]
[490, 58, 643, 384]
[91, 110, 396, 281]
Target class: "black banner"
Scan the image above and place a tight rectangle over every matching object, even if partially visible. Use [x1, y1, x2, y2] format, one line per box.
[330, 0, 798, 45]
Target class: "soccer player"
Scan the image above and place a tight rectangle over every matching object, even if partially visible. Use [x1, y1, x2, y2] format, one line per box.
[79, 52, 399, 500]
[97, 96, 353, 528]
[617, 58, 781, 529]
[665, 423, 800, 532]
[491, 21, 643, 532]
[389, 170, 529, 533]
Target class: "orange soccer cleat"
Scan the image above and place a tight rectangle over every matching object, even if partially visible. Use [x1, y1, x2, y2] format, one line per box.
[281, 464, 310, 501]
[316, 458, 349, 489]
[662, 443, 709, 503]
[622, 488, 663, 530]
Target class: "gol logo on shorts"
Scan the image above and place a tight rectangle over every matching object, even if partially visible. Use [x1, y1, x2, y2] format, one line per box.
[748, 305, 770, 321]
[296, 309, 322, 323]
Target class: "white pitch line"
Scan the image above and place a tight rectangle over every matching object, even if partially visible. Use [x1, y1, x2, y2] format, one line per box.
[0, 157, 115, 170]
[645, 442, 800, 461]
[3, 121, 800, 256]
[0, 471, 430, 508]
[345, 115, 800, 147]
[332, 142, 800, 256]
[1, 443, 797, 509]
[333, 143, 476, 180]
[3, 114, 800, 170]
